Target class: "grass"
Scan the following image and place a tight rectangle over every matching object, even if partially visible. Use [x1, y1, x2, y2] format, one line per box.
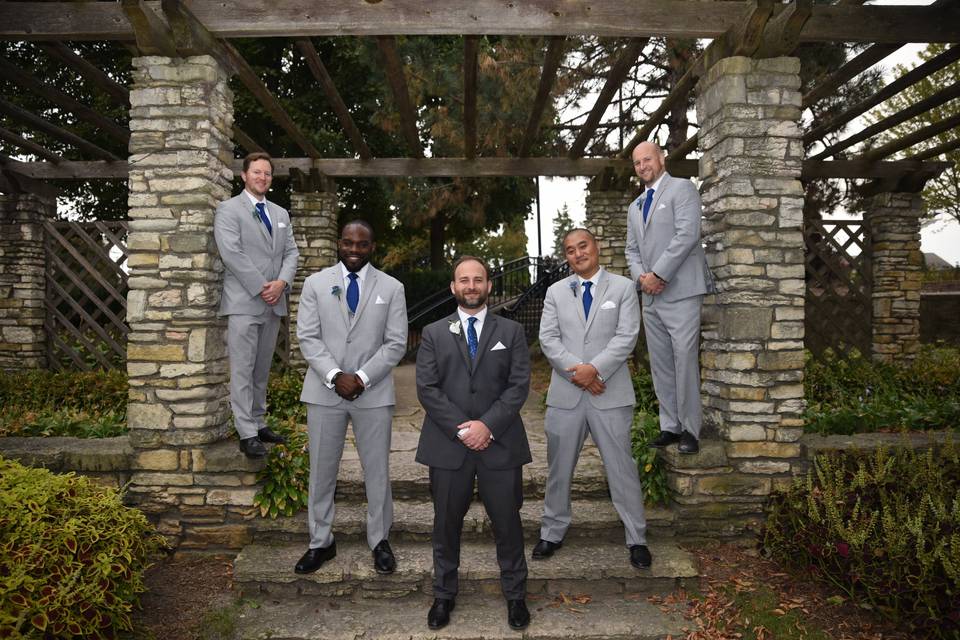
[723, 585, 832, 640]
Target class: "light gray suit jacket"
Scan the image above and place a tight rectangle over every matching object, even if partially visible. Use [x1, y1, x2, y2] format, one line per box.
[214, 193, 299, 316]
[625, 173, 713, 305]
[297, 264, 407, 408]
[539, 269, 640, 410]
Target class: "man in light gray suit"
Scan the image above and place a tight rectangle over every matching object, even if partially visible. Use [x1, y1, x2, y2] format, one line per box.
[533, 228, 651, 570]
[626, 141, 713, 455]
[215, 152, 299, 458]
[294, 220, 407, 576]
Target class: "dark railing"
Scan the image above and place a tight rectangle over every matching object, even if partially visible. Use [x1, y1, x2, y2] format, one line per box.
[405, 256, 565, 359]
[500, 260, 571, 344]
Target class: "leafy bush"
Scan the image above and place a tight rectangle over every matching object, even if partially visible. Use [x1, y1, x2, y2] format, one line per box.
[0, 456, 164, 638]
[763, 442, 960, 638]
[252, 416, 310, 519]
[0, 370, 127, 438]
[266, 368, 307, 422]
[804, 345, 960, 435]
[630, 364, 669, 507]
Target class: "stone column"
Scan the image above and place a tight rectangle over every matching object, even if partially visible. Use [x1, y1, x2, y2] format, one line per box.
[0, 191, 55, 370]
[288, 175, 339, 371]
[125, 55, 247, 548]
[867, 192, 923, 364]
[668, 56, 806, 537]
[584, 174, 636, 277]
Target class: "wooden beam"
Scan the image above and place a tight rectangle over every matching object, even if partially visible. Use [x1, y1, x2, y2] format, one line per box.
[0, 127, 63, 163]
[0, 156, 60, 199]
[120, 0, 178, 57]
[463, 36, 479, 160]
[295, 38, 372, 160]
[0, 97, 120, 161]
[375, 36, 423, 158]
[519, 36, 565, 157]
[620, 62, 699, 158]
[810, 80, 960, 161]
[221, 40, 322, 158]
[908, 137, 960, 162]
[755, 0, 812, 59]
[802, 43, 903, 109]
[805, 44, 960, 145]
[5, 1, 959, 43]
[568, 37, 648, 159]
[232, 127, 264, 154]
[37, 42, 130, 105]
[0, 56, 129, 146]
[803, 158, 951, 180]
[859, 112, 960, 163]
[668, 134, 698, 160]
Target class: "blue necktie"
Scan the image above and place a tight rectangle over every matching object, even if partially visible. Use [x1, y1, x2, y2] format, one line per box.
[255, 202, 273, 235]
[467, 317, 478, 360]
[642, 188, 655, 224]
[582, 281, 593, 319]
[346, 272, 359, 314]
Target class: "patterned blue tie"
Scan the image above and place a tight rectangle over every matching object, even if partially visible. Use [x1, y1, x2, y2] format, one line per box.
[346, 272, 359, 314]
[467, 317, 478, 360]
[255, 202, 273, 235]
[642, 188, 655, 224]
[582, 281, 593, 319]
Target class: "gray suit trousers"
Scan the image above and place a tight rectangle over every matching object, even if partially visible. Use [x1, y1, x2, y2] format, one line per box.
[227, 310, 281, 439]
[541, 396, 647, 547]
[642, 295, 703, 438]
[306, 403, 394, 550]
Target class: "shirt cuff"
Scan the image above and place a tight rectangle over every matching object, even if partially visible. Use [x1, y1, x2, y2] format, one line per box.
[356, 369, 370, 387]
[324, 368, 343, 389]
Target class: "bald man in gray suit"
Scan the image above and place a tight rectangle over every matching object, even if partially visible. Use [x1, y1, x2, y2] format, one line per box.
[215, 152, 299, 458]
[626, 141, 713, 455]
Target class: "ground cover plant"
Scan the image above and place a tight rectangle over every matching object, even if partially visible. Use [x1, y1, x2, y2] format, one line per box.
[803, 344, 960, 435]
[0, 369, 127, 438]
[763, 441, 960, 639]
[0, 456, 164, 638]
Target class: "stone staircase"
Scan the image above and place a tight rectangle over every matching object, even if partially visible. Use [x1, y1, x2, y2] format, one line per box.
[229, 366, 698, 639]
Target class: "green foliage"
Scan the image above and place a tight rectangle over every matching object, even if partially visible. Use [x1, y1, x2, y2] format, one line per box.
[0, 369, 128, 438]
[0, 457, 165, 638]
[803, 346, 960, 435]
[719, 585, 831, 640]
[265, 368, 307, 423]
[251, 416, 310, 519]
[551, 204, 576, 258]
[763, 442, 960, 638]
[630, 364, 669, 507]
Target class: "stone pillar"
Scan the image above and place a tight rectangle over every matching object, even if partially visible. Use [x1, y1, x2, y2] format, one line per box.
[0, 191, 54, 370]
[867, 192, 923, 364]
[288, 177, 339, 371]
[668, 56, 806, 537]
[584, 175, 636, 277]
[125, 55, 248, 548]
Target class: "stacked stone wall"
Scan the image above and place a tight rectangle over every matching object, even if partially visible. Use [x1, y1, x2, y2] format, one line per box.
[0, 192, 54, 370]
[585, 189, 635, 277]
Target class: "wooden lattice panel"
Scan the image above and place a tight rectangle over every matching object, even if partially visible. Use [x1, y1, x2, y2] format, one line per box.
[44, 220, 130, 370]
[804, 219, 872, 358]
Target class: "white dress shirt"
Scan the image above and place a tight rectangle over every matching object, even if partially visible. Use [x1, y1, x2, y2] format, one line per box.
[324, 262, 372, 388]
[244, 189, 272, 225]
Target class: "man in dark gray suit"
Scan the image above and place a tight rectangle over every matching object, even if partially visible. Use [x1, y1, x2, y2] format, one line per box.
[533, 228, 651, 570]
[214, 152, 299, 458]
[626, 141, 713, 455]
[415, 256, 532, 631]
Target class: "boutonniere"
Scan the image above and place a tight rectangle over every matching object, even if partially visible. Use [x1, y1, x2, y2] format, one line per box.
[448, 320, 461, 335]
[252, 207, 260, 220]
[568, 281, 578, 297]
[331, 285, 341, 298]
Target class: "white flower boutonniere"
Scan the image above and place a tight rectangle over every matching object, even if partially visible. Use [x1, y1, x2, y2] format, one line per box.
[568, 281, 578, 297]
[331, 285, 342, 298]
[448, 320, 461, 335]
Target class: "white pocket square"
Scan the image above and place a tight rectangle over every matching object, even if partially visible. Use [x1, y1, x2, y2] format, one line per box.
[278, 222, 288, 228]
[491, 341, 507, 351]
[657, 203, 667, 210]
[375, 295, 387, 304]
[600, 300, 617, 310]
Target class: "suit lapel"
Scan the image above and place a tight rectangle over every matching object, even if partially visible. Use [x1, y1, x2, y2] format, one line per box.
[569, 275, 587, 326]
[329, 267, 351, 330]
[471, 313, 497, 372]
[643, 174, 670, 230]
[254, 200, 273, 247]
[583, 270, 608, 334]
[350, 268, 376, 329]
[448, 313, 473, 374]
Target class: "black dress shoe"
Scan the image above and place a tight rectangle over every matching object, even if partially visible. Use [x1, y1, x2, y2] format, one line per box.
[294, 542, 337, 574]
[678, 431, 700, 455]
[649, 431, 682, 448]
[427, 598, 455, 630]
[239, 436, 267, 458]
[257, 426, 287, 444]
[629, 544, 652, 569]
[531, 538, 563, 560]
[507, 599, 530, 630]
[372, 539, 396, 574]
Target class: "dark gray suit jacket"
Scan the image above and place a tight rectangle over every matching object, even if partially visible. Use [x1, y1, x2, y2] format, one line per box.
[415, 312, 532, 471]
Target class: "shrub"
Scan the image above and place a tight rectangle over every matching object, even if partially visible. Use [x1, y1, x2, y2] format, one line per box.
[763, 442, 960, 638]
[0, 457, 165, 638]
[266, 368, 307, 422]
[630, 364, 669, 507]
[252, 416, 310, 519]
[0, 369, 127, 438]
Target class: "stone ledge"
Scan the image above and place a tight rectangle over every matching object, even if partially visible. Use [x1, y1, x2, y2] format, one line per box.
[0, 435, 132, 471]
[656, 439, 727, 469]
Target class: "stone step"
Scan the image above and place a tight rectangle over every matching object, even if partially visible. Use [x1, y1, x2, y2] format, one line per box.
[227, 592, 688, 640]
[234, 538, 697, 602]
[251, 499, 675, 544]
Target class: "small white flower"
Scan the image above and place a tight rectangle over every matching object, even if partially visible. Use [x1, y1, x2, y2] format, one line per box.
[449, 320, 461, 335]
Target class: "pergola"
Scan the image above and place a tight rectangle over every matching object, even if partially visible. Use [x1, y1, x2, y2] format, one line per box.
[1, 0, 958, 547]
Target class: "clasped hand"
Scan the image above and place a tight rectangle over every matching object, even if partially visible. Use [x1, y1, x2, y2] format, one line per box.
[334, 372, 365, 401]
[639, 272, 665, 296]
[565, 363, 605, 396]
[260, 280, 286, 305]
[456, 420, 492, 451]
